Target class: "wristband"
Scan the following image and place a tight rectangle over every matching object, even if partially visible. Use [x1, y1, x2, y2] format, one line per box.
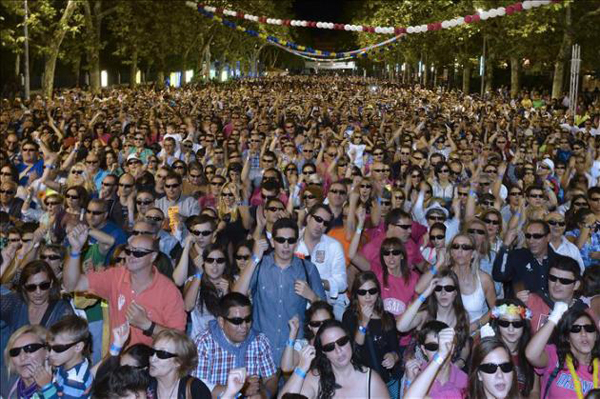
[469, 189, 477, 197]
[287, 338, 295, 348]
[405, 379, 412, 388]
[358, 325, 368, 334]
[356, 227, 363, 235]
[433, 353, 444, 365]
[109, 344, 122, 355]
[418, 294, 427, 303]
[294, 367, 307, 379]
[70, 252, 80, 259]
[430, 265, 438, 276]
[251, 254, 261, 265]
[514, 212, 522, 219]
[194, 272, 203, 280]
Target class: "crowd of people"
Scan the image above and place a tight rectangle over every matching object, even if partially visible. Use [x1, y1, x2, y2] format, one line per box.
[0, 75, 599, 399]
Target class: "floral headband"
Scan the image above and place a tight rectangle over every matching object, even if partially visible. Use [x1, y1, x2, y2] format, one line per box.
[491, 304, 532, 320]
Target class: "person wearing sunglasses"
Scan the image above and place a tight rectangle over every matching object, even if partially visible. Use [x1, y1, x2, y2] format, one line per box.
[63, 227, 186, 348]
[3, 325, 49, 399]
[0, 180, 23, 221]
[194, 292, 277, 398]
[155, 173, 200, 237]
[15, 140, 44, 187]
[526, 306, 600, 399]
[544, 212, 585, 272]
[38, 244, 65, 281]
[341, 272, 401, 397]
[403, 321, 467, 398]
[174, 215, 217, 287]
[234, 217, 326, 368]
[488, 299, 539, 398]
[295, 204, 348, 320]
[147, 329, 211, 399]
[279, 319, 389, 398]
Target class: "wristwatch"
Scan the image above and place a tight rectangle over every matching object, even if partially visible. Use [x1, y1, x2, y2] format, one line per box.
[143, 321, 156, 337]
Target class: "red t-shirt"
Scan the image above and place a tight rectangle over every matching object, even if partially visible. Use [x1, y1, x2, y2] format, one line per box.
[527, 293, 551, 333]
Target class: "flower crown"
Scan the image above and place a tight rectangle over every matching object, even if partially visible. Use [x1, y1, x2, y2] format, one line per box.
[491, 304, 532, 320]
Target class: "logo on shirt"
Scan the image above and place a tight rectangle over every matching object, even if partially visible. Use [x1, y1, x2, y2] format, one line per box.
[383, 298, 407, 316]
[555, 373, 594, 394]
[118, 294, 126, 311]
[315, 250, 325, 263]
[524, 263, 533, 272]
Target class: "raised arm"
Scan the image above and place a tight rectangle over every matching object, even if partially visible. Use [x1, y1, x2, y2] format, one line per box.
[525, 302, 569, 368]
[64, 224, 90, 293]
[233, 239, 268, 295]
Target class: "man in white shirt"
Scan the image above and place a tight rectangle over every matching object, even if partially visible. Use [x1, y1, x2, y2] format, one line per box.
[294, 204, 348, 320]
[545, 212, 585, 273]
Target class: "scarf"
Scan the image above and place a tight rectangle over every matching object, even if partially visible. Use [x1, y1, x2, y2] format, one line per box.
[566, 355, 599, 399]
[17, 378, 38, 399]
[208, 319, 256, 368]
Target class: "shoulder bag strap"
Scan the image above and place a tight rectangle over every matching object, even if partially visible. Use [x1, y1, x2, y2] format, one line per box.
[543, 364, 561, 399]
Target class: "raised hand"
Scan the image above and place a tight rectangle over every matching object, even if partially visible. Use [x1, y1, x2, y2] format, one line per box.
[253, 238, 269, 260]
[67, 224, 89, 253]
[112, 321, 131, 348]
[224, 368, 247, 398]
[298, 345, 316, 371]
[126, 301, 151, 331]
[288, 315, 300, 339]
[437, 327, 456, 360]
[423, 277, 440, 298]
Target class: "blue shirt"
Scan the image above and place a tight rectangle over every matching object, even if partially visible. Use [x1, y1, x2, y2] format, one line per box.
[16, 159, 44, 186]
[249, 253, 325, 366]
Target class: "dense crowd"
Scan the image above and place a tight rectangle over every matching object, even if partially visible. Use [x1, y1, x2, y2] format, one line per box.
[0, 75, 599, 399]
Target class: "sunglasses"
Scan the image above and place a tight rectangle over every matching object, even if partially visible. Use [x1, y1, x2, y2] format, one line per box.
[574, 202, 588, 207]
[86, 209, 105, 215]
[356, 288, 378, 296]
[131, 230, 153, 236]
[360, 184, 372, 189]
[547, 220, 566, 227]
[235, 255, 250, 261]
[423, 342, 439, 352]
[40, 254, 61, 261]
[478, 362, 514, 374]
[311, 214, 331, 227]
[24, 281, 51, 292]
[524, 233, 546, 240]
[329, 189, 347, 195]
[71, 170, 84, 175]
[303, 194, 316, 200]
[48, 340, 81, 353]
[221, 193, 235, 198]
[382, 249, 402, 256]
[451, 244, 474, 251]
[86, 160, 99, 164]
[267, 206, 284, 212]
[9, 343, 46, 357]
[509, 192, 522, 196]
[548, 274, 576, 285]
[468, 228, 486, 235]
[308, 319, 329, 328]
[528, 194, 544, 199]
[151, 348, 179, 359]
[65, 194, 80, 200]
[164, 183, 181, 189]
[497, 319, 524, 329]
[570, 324, 595, 333]
[205, 257, 226, 264]
[483, 218, 500, 225]
[124, 248, 154, 258]
[428, 215, 446, 222]
[191, 230, 212, 237]
[225, 315, 252, 325]
[430, 234, 445, 241]
[146, 215, 163, 222]
[0, 189, 15, 195]
[45, 201, 61, 206]
[273, 236, 298, 244]
[321, 335, 350, 353]
[434, 285, 456, 293]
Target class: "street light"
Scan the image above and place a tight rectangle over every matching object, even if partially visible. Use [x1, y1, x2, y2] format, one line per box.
[23, 0, 30, 100]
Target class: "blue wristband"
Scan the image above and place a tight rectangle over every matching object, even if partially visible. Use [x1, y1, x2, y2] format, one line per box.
[287, 338, 295, 348]
[110, 344, 122, 354]
[430, 265, 438, 276]
[294, 367, 307, 379]
[358, 325, 367, 334]
[433, 353, 444, 365]
[70, 252, 80, 259]
[251, 254, 261, 264]
[418, 294, 427, 303]
[194, 272, 203, 280]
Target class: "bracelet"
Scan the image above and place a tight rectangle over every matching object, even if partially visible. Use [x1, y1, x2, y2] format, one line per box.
[418, 294, 427, 303]
[70, 252, 80, 259]
[194, 272, 203, 280]
[109, 344, 122, 355]
[358, 325, 367, 334]
[356, 227, 363, 235]
[468, 189, 477, 197]
[251, 254, 261, 265]
[514, 212, 522, 219]
[294, 367, 307, 379]
[405, 379, 412, 388]
[430, 265, 438, 276]
[433, 353, 444, 365]
[287, 338, 295, 348]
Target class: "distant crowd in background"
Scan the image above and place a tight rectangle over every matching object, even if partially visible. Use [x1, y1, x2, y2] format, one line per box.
[1, 75, 600, 398]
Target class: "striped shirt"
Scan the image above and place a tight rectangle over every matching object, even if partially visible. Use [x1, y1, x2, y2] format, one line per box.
[39, 359, 93, 398]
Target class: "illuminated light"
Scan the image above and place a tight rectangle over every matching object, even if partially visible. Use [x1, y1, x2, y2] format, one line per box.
[221, 70, 228, 82]
[101, 70, 108, 87]
[135, 70, 141, 84]
[210, 68, 216, 80]
[185, 70, 194, 83]
[401, 63, 406, 71]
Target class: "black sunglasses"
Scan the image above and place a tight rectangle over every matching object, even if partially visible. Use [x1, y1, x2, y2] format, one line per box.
[136, 200, 154, 205]
[467, 228, 486, 235]
[9, 343, 46, 357]
[548, 274, 576, 285]
[430, 234, 445, 241]
[393, 224, 412, 230]
[308, 319, 329, 328]
[382, 249, 402, 256]
[321, 335, 350, 353]
[434, 285, 456, 293]
[191, 230, 212, 237]
[40, 254, 61, 261]
[570, 324, 595, 333]
[451, 244, 474, 251]
[151, 348, 179, 359]
[311, 214, 331, 227]
[273, 236, 298, 245]
[235, 255, 250, 261]
[49, 340, 81, 353]
[423, 342, 439, 352]
[24, 281, 51, 292]
[497, 319, 524, 329]
[267, 206, 284, 212]
[356, 288, 378, 296]
[124, 248, 154, 258]
[427, 215, 446, 221]
[478, 362, 513, 374]
[524, 233, 547, 240]
[225, 315, 252, 325]
[483, 218, 500, 225]
[547, 220, 566, 227]
[205, 257, 226, 264]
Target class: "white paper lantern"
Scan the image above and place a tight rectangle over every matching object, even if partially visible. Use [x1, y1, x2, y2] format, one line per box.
[407, 26, 415, 33]
[480, 11, 490, 20]
[344, 24, 351, 30]
[497, 7, 506, 16]
[301, 20, 308, 27]
[457, 17, 465, 25]
[523, 1, 533, 10]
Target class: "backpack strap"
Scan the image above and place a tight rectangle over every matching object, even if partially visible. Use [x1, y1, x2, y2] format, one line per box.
[300, 258, 309, 281]
[542, 363, 561, 399]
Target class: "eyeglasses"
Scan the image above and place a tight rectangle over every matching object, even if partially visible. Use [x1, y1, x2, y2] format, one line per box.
[451, 244, 474, 251]
[382, 249, 402, 257]
[205, 257, 226, 264]
[273, 236, 298, 244]
[467, 228, 486, 235]
[136, 199, 153, 205]
[528, 194, 544, 199]
[235, 255, 250, 261]
[311, 214, 331, 227]
[40, 254, 61, 261]
[434, 285, 456, 293]
[24, 281, 51, 292]
[86, 209, 105, 215]
[48, 341, 81, 353]
[427, 215, 445, 222]
[483, 218, 500, 225]
[124, 248, 155, 258]
[119, 183, 133, 188]
[151, 348, 179, 359]
[146, 215, 163, 222]
[478, 362, 514, 374]
[225, 315, 252, 325]
[164, 183, 180, 189]
[430, 234, 445, 241]
[524, 233, 546, 240]
[329, 189, 347, 195]
[393, 223, 412, 230]
[570, 324, 595, 333]
[191, 230, 212, 237]
[9, 343, 46, 357]
[356, 288, 378, 296]
[497, 319, 524, 329]
[321, 335, 350, 353]
[547, 220, 566, 227]
[71, 170, 84, 175]
[548, 274, 576, 285]
[0, 189, 15, 195]
[131, 230, 153, 236]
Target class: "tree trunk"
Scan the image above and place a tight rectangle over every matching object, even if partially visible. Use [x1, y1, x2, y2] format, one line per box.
[485, 54, 494, 93]
[130, 50, 138, 87]
[73, 55, 81, 87]
[552, 2, 572, 99]
[510, 56, 520, 98]
[42, 1, 78, 98]
[15, 53, 20, 77]
[462, 65, 471, 93]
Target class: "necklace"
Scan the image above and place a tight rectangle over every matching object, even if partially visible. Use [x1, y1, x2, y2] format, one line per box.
[159, 378, 179, 399]
[566, 355, 599, 399]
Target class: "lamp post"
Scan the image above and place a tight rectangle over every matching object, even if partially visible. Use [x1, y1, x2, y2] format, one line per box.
[480, 35, 486, 97]
[23, 0, 30, 100]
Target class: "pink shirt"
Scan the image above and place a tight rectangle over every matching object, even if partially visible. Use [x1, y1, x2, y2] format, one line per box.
[535, 344, 597, 399]
[87, 266, 186, 347]
[428, 363, 468, 399]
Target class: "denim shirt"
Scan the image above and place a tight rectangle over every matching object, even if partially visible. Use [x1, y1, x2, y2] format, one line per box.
[249, 253, 326, 366]
[566, 228, 600, 268]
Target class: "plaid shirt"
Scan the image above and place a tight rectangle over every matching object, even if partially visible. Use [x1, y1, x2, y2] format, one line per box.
[193, 328, 277, 386]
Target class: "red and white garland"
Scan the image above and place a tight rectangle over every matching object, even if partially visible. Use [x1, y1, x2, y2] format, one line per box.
[199, 0, 560, 35]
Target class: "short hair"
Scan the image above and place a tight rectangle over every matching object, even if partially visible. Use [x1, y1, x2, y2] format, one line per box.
[153, 329, 197, 377]
[273, 217, 299, 239]
[49, 315, 92, 358]
[185, 214, 216, 231]
[429, 222, 447, 233]
[164, 172, 182, 185]
[548, 255, 581, 280]
[417, 320, 449, 345]
[385, 208, 412, 229]
[588, 186, 600, 198]
[5, 325, 49, 376]
[525, 219, 550, 236]
[308, 203, 333, 219]
[121, 344, 152, 369]
[88, 198, 108, 213]
[92, 365, 150, 399]
[525, 184, 544, 196]
[219, 292, 252, 318]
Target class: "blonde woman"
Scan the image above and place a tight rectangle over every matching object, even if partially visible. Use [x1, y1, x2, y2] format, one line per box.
[217, 182, 252, 249]
[43, 161, 96, 195]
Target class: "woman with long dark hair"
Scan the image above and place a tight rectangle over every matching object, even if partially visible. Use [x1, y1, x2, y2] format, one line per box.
[489, 298, 539, 398]
[278, 319, 389, 399]
[342, 271, 401, 397]
[526, 306, 599, 399]
[184, 243, 233, 340]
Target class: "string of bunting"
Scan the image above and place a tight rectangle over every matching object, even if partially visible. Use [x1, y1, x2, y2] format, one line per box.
[270, 37, 401, 62]
[197, 0, 560, 36]
[190, 3, 403, 59]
